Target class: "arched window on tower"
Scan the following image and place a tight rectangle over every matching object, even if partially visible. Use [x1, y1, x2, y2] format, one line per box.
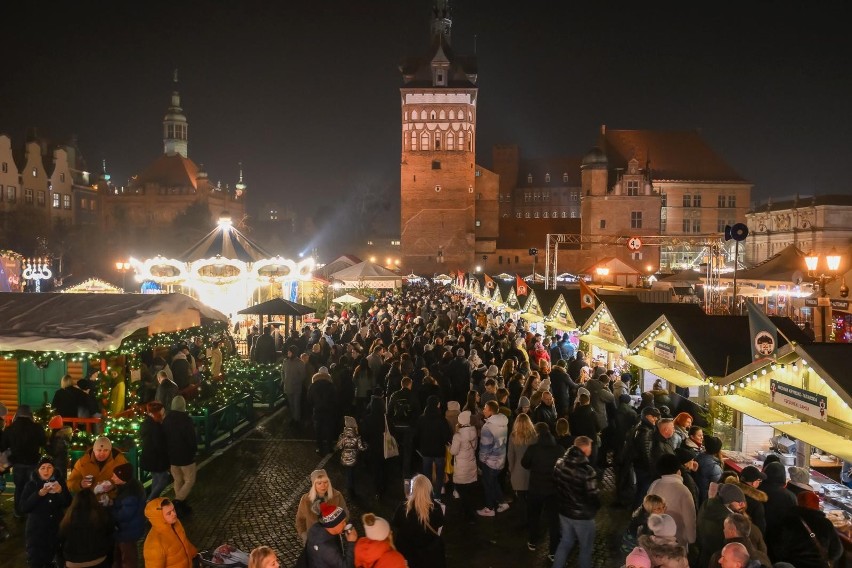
[421, 132, 430, 150]
[447, 131, 454, 150]
[430, 111, 436, 120]
[411, 131, 418, 151]
[434, 132, 441, 150]
[468, 111, 472, 121]
[449, 110, 455, 120]
[457, 131, 464, 150]
[439, 109, 446, 119]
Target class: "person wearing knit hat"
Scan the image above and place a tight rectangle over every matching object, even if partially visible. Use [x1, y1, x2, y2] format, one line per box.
[20, 453, 71, 568]
[538, 378, 551, 392]
[295, 469, 350, 543]
[485, 364, 499, 377]
[336, 416, 366, 497]
[625, 546, 652, 568]
[1, 401, 46, 517]
[355, 512, 405, 568]
[638, 513, 689, 568]
[163, 392, 198, 517]
[787, 466, 812, 493]
[305, 502, 357, 568]
[170, 395, 186, 412]
[517, 396, 531, 414]
[67, 434, 129, 497]
[717, 483, 746, 505]
[110, 461, 147, 566]
[648, 513, 678, 538]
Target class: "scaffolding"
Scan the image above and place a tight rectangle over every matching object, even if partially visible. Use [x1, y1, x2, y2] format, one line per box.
[543, 233, 731, 313]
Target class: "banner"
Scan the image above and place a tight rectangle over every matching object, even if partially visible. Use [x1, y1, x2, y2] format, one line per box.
[579, 279, 596, 310]
[746, 299, 777, 361]
[484, 274, 496, 290]
[770, 379, 828, 421]
[516, 274, 529, 297]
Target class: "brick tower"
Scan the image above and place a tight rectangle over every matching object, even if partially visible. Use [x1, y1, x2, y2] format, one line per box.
[400, 1, 479, 274]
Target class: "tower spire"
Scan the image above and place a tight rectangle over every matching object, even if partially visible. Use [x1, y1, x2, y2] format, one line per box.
[431, 0, 452, 46]
[235, 161, 247, 197]
[163, 70, 188, 157]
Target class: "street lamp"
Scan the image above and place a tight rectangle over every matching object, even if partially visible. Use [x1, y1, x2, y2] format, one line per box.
[595, 266, 610, 284]
[529, 248, 538, 280]
[805, 249, 842, 342]
[115, 261, 131, 292]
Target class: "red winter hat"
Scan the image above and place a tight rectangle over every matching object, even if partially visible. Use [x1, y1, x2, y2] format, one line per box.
[319, 502, 345, 528]
[48, 415, 64, 430]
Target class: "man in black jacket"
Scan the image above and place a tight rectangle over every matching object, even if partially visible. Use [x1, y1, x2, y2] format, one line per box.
[163, 396, 197, 517]
[388, 377, 420, 478]
[629, 406, 661, 507]
[521, 422, 564, 555]
[413, 395, 452, 500]
[0, 405, 46, 517]
[551, 436, 599, 568]
[446, 348, 471, 404]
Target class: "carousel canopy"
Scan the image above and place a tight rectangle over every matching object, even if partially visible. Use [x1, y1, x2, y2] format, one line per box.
[179, 219, 272, 262]
[0, 292, 227, 353]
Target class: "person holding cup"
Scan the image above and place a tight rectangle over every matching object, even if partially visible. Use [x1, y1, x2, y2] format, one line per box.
[21, 455, 71, 568]
[303, 502, 358, 568]
[67, 436, 129, 500]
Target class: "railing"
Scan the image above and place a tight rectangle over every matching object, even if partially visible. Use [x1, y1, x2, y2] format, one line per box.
[190, 392, 255, 450]
[252, 376, 286, 410]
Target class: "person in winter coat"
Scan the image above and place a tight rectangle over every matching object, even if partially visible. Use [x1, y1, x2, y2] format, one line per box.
[446, 348, 472, 404]
[163, 396, 197, 517]
[392, 474, 445, 568]
[21, 456, 71, 568]
[414, 395, 453, 500]
[649, 418, 676, 475]
[295, 469, 350, 544]
[507, 413, 536, 498]
[732, 465, 768, 535]
[336, 416, 367, 497]
[154, 371, 180, 415]
[449, 410, 478, 522]
[140, 401, 170, 501]
[0, 404, 46, 517]
[706, 512, 772, 568]
[696, 483, 767, 568]
[67, 436, 129, 500]
[671, 413, 692, 450]
[760, 461, 797, 540]
[477, 400, 510, 516]
[110, 462, 146, 568]
[568, 391, 600, 467]
[531, 390, 558, 433]
[359, 396, 388, 500]
[354, 513, 406, 568]
[308, 367, 339, 455]
[551, 436, 600, 568]
[305, 503, 358, 568]
[60, 489, 114, 568]
[282, 346, 308, 427]
[637, 514, 689, 568]
[694, 435, 724, 506]
[646, 454, 696, 547]
[672, 447, 700, 511]
[549, 360, 575, 417]
[143, 497, 198, 568]
[767, 490, 843, 568]
[521, 422, 563, 556]
[585, 373, 614, 433]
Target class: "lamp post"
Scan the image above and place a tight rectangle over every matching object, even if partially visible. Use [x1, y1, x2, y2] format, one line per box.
[805, 249, 842, 342]
[529, 248, 538, 280]
[115, 261, 131, 292]
[595, 266, 610, 285]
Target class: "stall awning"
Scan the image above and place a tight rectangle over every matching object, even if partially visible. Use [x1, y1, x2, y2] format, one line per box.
[626, 355, 666, 370]
[650, 367, 706, 388]
[712, 395, 801, 425]
[579, 334, 626, 354]
[773, 422, 852, 463]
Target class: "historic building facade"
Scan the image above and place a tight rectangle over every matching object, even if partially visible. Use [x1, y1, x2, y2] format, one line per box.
[399, 3, 498, 274]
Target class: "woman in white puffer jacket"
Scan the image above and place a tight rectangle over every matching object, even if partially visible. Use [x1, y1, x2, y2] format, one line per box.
[449, 410, 479, 522]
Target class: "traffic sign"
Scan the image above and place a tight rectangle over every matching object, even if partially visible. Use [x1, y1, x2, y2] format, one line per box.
[627, 237, 643, 251]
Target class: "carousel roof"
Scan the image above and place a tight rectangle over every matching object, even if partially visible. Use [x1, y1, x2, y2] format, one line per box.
[0, 292, 227, 353]
[179, 221, 272, 262]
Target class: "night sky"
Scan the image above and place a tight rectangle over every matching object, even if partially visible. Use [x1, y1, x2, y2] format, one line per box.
[1, 0, 850, 225]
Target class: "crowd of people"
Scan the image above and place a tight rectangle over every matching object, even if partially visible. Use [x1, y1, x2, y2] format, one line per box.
[1, 283, 848, 567]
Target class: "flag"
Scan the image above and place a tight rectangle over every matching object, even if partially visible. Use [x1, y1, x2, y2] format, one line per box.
[746, 299, 778, 361]
[484, 274, 496, 290]
[516, 274, 529, 297]
[579, 279, 596, 310]
[456, 270, 464, 288]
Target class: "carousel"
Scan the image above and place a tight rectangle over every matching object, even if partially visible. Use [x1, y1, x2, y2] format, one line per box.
[130, 215, 314, 316]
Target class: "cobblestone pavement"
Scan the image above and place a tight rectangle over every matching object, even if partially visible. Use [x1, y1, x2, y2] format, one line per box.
[0, 407, 632, 567]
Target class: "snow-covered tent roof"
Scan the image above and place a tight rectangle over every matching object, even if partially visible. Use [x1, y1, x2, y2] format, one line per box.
[179, 220, 271, 262]
[0, 293, 228, 353]
[330, 261, 403, 288]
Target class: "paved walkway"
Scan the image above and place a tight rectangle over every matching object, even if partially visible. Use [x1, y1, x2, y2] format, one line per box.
[0, 407, 632, 567]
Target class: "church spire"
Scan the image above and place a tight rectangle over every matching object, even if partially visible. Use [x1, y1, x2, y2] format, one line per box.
[235, 161, 247, 197]
[431, 0, 452, 46]
[163, 69, 188, 157]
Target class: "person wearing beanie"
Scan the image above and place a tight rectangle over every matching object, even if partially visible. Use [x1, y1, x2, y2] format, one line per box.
[786, 465, 812, 495]
[336, 416, 367, 498]
[140, 400, 170, 501]
[625, 546, 652, 568]
[767, 489, 843, 568]
[760, 461, 796, 538]
[637, 513, 688, 568]
[354, 513, 405, 568]
[694, 435, 723, 505]
[305, 502, 357, 568]
[516, 396, 531, 415]
[20, 454, 71, 567]
[67, 436, 128, 500]
[450, 410, 479, 522]
[144, 497, 198, 568]
[163, 395, 197, 517]
[295, 470, 350, 544]
[414, 395, 453, 500]
[110, 461, 146, 566]
[697, 480, 757, 568]
[647, 454, 697, 547]
[1, 403, 46, 517]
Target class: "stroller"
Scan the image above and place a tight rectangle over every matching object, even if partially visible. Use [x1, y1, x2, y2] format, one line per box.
[197, 543, 250, 567]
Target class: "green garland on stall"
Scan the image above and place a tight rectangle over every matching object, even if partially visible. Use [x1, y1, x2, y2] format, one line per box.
[223, 358, 282, 382]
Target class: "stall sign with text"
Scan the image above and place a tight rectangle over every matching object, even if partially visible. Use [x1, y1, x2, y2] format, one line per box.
[770, 379, 827, 421]
[654, 340, 677, 362]
[598, 321, 619, 342]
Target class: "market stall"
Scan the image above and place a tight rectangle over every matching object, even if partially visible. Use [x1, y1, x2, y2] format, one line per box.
[521, 285, 577, 339]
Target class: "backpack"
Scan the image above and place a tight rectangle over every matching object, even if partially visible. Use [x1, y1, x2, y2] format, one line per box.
[389, 396, 414, 425]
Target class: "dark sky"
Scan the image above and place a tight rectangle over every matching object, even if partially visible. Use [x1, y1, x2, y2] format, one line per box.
[1, 0, 850, 222]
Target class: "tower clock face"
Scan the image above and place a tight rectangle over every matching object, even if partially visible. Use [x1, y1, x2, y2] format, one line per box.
[629, 164, 637, 174]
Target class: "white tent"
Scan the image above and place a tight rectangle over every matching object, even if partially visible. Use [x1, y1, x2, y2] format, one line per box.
[330, 261, 403, 289]
[0, 292, 228, 353]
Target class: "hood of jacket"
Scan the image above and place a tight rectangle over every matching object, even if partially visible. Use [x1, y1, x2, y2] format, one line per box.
[312, 371, 332, 384]
[145, 497, 174, 531]
[354, 537, 395, 565]
[732, 480, 768, 502]
[638, 534, 687, 562]
[484, 412, 509, 428]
